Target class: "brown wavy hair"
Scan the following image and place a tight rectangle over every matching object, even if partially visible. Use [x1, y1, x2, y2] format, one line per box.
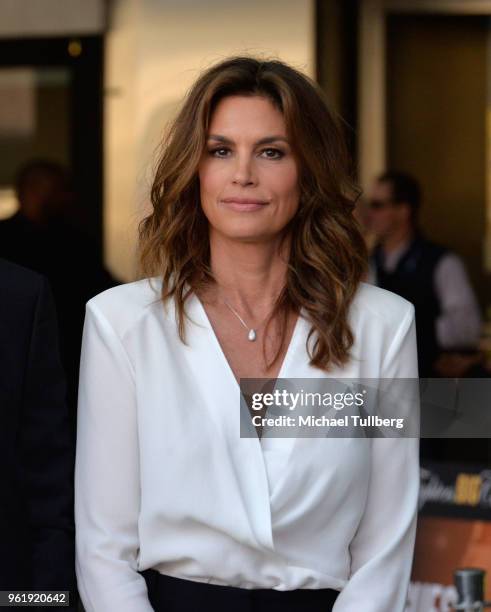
[138, 55, 368, 372]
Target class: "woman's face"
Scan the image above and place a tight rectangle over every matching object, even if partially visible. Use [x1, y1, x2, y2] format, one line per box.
[198, 95, 300, 243]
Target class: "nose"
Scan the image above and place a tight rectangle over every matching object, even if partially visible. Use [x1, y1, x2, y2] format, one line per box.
[231, 154, 256, 187]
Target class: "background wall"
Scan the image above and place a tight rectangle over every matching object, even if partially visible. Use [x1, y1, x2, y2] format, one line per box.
[104, 0, 315, 281]
[0, 0, 105, 37]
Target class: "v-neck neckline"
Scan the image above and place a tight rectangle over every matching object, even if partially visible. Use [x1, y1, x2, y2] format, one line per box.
[190, 291, 306, 395]
[182, 290, 306, 552]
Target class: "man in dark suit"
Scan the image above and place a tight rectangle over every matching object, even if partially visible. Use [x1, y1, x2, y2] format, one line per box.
[0, 258, 77, 609]
[0, 159, 119, 440]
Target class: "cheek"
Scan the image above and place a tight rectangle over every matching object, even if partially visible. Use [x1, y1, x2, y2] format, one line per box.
[198, 163, 219, 197]
[372, 210, 388, 221]
[268, 163, 299, 205]
[198, 168, 227, 218]
[378, 213, 396, 230]
[372, 214, 387, 227]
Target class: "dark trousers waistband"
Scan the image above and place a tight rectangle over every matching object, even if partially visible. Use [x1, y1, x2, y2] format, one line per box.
[139, 568, 339, 612]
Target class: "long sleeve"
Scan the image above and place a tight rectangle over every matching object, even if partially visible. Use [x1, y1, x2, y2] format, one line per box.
[75, 301, 154, 612]
[434, 253, 482, 349]
[19, 276, 77, 608]
[333, 303, 420, 611]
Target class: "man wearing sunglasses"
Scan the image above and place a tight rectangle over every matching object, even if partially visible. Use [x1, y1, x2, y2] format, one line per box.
[365, 170, 481, 378]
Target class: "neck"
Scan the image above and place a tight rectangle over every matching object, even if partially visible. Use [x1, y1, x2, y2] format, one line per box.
[381, 225, 415, 254]
[204, 229, 291, 319]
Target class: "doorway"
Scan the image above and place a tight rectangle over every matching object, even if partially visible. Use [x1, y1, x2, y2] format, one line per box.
[0, 35, 104, 257]
[386, 13, 489, 308]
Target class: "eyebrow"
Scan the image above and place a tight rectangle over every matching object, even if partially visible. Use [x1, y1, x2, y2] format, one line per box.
[207, 134, 289, 145]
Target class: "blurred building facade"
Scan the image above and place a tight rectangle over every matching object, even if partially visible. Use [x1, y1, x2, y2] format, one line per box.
[2, 0, 491, 307]
[3, 0, 490, 301]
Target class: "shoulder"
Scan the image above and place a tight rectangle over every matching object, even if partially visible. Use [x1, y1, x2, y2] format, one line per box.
[0, 214, 18, 231]
[435, 250, 465, 271]
[0, 260, 52, 342]
[0, 257, 44, 301]
[350, 281, 415, 332]
[434, 251, 476, 296]
[85, 276, 165, 337]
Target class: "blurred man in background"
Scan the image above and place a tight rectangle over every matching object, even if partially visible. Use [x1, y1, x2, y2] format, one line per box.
[0, 159, 118, 433]
[0, 258, 77, 609]
[365, 170, 482, 378]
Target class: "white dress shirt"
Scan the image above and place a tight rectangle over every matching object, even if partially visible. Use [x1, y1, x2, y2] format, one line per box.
[75, 278, 420, 612]
[367, 243, 482, 348]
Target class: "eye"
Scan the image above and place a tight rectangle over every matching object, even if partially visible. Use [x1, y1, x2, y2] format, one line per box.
[209, 147, 231, 158]
[260, 148, 284, 160]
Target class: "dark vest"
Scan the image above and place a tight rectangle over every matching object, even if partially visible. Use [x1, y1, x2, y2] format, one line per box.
[372, 234, 448, 377]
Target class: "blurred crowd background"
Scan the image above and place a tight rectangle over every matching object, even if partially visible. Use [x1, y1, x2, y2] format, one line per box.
[1, 1, 491, 466]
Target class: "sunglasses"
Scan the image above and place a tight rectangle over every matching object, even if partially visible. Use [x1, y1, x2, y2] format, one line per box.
[368, 199, 395, 210]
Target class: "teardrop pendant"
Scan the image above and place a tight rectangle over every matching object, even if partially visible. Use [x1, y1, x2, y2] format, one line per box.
[248, 329, 257, 342]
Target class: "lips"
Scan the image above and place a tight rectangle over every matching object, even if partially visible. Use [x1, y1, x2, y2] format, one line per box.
[221, 197, 268, 204]
[220, 197, 269, 212]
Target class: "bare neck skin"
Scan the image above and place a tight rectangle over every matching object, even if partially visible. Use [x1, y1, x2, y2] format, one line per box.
[202, 227, 292, 324]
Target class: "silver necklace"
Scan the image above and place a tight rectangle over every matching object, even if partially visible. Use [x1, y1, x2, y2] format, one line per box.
[223, 298, 272, 342]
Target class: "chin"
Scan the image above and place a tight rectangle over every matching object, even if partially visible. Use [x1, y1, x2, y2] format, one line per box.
[216, 222, 278, 243]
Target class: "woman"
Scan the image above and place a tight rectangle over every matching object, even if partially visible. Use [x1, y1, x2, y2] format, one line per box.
[75, 56, 419, 612]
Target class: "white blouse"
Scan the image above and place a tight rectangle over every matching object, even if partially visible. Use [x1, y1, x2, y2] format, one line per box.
[75, 278, 420, 612]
